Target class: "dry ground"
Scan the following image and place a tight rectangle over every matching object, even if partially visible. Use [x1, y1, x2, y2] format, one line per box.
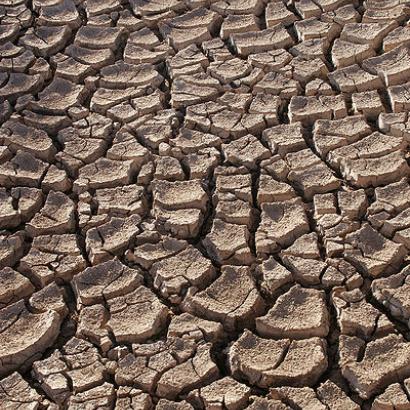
[0, 0, 410, 408]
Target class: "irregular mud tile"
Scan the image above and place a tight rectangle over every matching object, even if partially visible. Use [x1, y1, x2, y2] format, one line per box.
[0, 23, 19, 44]
[0, 231, 25, 269]
[52, 53, 93, 82]
[75, 25, 125, 50]
[331, 288, 394, 339]
[383, 25, 410, 52]
[19, 25, 71, 57]
[202, 219, 253, 265]
[42, 165, 71, 193]
[363, 2, 410, 23]
[0, 150, 48, 188]
[107, 285, 169, 343]
[387, 82, 410, 113]
[288, 95, 346, 125]
[73, 158, 140, 194]
[222, 135, 270, 170]
[247, 396, 290, 409]
[262, 122, 306, 158]
[256, 257, 293, 298]
[127, 235, 187, 269]
[328, 64, 383, 93]
[282, 232, 321, 260]
[265, 2, 297, 27]
[107, 131, 150, 165]
[0, 300, 61, 376]
[29, 77, 87, 115]
[331, 38, 375, 68]
[220, 14, 259, 40]
[151, 179, 207, 238]
[116, 337, 195, 391]
[167, 313, 224, 343]
[338, 189, 368, 220]
[211, 0, 264, 15]
[202, 37, 234, 62]
[0, 267, 34, 309]
[183, 150, 221, 179]
[0, 187, 43, 229]
[124, 40, 170, 65]
[253, 71, 301, 99]
[256, 198, 310, 255]
[229, 330, 328, 387]
[257, 174, 296, 206]
[362, 45, 410, 87]
[91, 0, 125, 14]
[92, 185, 146, 218]
[168, 45, 208, 80]
[66, 43, 115, 69]
[294, 17, 340, 42]
[379, 112, 410, 142]
[287, 56, 329, 86]
[352, 90, 384, 120]
[285, 148, 341, 200]
[171, 72, 223, 109]
[372, 383, 410, 410]
[212, 173, 255, 227]
[282, 255, 327, 286]
[342, 334, 410, 400]
[316, 380, 360, 410]
[207, 58, 252, 84]
[151, 245, 215, 304]
[29, 282, 67, 318]
[294, 0, 321, 19]
[90, 86, 152, 115]
[156, 399, 194, 410]
[256, 285, 329, 339]
[156, 342, 219, 400]
[19, 234, 86, 288]
[248, 48, 292, 71]
[21, 109, 71, 135]
[26, 191, 75, 238]
[183, 265, 264, 331]
[72, 258, 142, 308]
[116, 386, 153, 410]
[322, 3, 360, 24]
[159, 8, 221, 50]
[66, 342, 105, 392]
[76, 303, 112, 351]
[0, 49, 36, 73]
[100, 61, 162, 89]
[38, 0, 80, 28]
[67, 383, 115, 409]
[338, 334, 365, 369]
[230, 25, 294, 57]
[290, 37, 329, 62]
[0, 73, 43, 102]
[188, 377, 251, 409]
[85, 214, 141, 265]
[270, 387, 326, 410]
[340, 21, 397, 49]
[0, 372, 41, 409]
[328, 131, 409, 188]
[153, 156, 185, 182]
[313, 115, 371, 158]
[248, 93, 281, 127]
[371, 266, 410, 325]
[345, 223, 407, 278]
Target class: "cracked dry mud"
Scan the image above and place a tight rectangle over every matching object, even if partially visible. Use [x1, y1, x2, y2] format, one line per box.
[0, 1, 410, 409]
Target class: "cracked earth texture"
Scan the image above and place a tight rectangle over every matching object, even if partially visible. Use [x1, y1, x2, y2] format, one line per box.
[0, 0, 410, 409]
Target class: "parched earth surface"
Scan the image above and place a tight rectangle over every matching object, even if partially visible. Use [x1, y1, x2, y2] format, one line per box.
[1, 0, 410, 409]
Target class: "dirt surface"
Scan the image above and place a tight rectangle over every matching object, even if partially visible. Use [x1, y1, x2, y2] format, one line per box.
[0, 0, 410, 408]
